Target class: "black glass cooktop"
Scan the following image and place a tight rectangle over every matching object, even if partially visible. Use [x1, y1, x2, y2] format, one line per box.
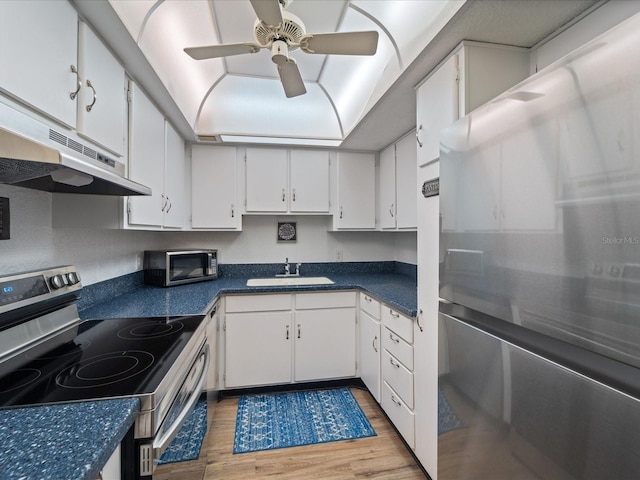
[0, 315, 205, 408]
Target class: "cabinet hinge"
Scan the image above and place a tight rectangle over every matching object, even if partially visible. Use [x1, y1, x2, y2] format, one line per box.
[126, 87, 133, 104]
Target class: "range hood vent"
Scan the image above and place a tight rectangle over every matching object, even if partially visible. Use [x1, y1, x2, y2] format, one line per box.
[0, 102, 151, 196]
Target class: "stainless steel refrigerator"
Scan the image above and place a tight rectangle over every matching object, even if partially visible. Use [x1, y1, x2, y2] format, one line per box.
[437, 12, 640, 480]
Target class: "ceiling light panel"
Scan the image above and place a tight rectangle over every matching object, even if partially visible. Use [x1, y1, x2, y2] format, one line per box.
[197, 75, 341, 140]
[138, 0, 225, 127]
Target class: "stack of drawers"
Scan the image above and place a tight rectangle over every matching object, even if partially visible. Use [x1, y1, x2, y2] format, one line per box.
[381, 306, 415, 448]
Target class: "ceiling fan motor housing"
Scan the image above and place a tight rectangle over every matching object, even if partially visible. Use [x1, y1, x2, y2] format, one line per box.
[254, 11, 306, 49]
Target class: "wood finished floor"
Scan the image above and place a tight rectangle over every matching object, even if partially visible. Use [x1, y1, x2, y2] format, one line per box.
[154, 387, 426, 480]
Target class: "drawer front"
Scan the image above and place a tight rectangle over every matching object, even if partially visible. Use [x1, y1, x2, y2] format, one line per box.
[382, 350, 414, 409]
[225, 294, 291, 312]
[382, 327, 414, 370]
[295, 291, 356, 310]
[382, 381, 415, 448]
[360, 292, 380, 319]
[381, 307, 413, 343]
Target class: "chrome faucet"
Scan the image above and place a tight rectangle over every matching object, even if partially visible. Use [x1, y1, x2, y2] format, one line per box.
[284, 257, 290, 276]
[276, 258, 301, 277]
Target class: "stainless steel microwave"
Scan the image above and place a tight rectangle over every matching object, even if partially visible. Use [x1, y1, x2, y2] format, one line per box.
[143, 249, 218, 287]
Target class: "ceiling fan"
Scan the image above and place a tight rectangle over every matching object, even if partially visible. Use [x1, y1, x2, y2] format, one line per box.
[184, 0, 379, 98]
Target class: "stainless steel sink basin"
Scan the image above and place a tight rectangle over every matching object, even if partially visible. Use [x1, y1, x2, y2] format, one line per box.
[246, 276, 334, 287]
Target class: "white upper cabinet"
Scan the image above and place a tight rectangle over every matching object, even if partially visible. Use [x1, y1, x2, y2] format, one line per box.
[379, 144, 397, 230]
[245, 147, 288, 213]
[245, 148, 330, 214]
[0, 0, 78, 128]
[416, 41, 530, 167]
[379, 133, 417, 231]
[76, 21, 126, 156]
[289, 150, 330, 213]
[192, 145, 240, 230]
[333, 152, 376, 230]
[128, 83, 186, 229]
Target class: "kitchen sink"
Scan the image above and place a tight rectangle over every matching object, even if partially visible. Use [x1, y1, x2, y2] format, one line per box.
[246, 276, 334, 287]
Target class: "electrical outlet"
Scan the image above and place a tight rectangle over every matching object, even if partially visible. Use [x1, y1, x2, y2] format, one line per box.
[336, 249, 343, 262]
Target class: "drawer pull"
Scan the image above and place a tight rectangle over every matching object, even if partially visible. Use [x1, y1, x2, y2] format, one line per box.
[297, 324, 301, 339]
[390, 357, 400, 368]
[389, 332, 400, 344]
[390, 309, 400, 319]
[364, 296, 372, 303]
[372, 335, 378, 353]
[286, 325, 289, 340]
[391, 395, 402, 406]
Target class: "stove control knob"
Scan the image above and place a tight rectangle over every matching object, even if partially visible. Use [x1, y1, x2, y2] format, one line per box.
[66, 272, 80, 285]
[50, 275, 66, 290]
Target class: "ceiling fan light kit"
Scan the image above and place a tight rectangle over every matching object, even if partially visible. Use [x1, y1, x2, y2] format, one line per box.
[183, 0, 379, 98]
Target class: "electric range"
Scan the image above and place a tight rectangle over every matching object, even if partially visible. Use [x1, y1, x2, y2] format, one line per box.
[0, 266, 209, 479]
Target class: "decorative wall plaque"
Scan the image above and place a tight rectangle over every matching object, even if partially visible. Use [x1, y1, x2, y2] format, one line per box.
[277, 222, 297, 242]
[422, 178, 439, 198]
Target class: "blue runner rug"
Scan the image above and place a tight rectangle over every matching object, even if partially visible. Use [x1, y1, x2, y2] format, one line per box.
[233, 388, 376, 454]
[158, 398, 208, 464]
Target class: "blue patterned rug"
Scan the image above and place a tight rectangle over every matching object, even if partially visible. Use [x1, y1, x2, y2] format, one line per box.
[438, 388, 465, 435]
[233, 388, 376, 454]
[158, 399, 208, 464]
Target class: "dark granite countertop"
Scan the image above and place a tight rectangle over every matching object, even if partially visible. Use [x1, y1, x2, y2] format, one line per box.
[0, 398, 139, 480]
[80, 272, 418, 320]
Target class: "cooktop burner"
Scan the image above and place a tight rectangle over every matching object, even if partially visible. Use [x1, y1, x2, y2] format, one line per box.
[0, 315, 205, 408]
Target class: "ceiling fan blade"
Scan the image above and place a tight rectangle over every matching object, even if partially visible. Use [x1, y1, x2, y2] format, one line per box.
[300, 31, 379, 55]
[184, 42, 261, 60]
[278, 59, 306, 98]
[250, 0, 283, 27]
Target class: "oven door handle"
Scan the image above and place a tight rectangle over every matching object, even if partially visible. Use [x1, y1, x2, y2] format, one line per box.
[152, 345, 209, 457]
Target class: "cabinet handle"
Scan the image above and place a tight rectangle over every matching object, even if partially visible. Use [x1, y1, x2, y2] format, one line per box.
[286, 325, 289, 340]
[96, 471, 104, 480]
[493, 206, 498, 220]
[231, 204, 235, 218]
[339, 206, 343, 219]
[389, 204, 394, 218]
[292, 188, 296, 202]
[166, 197, 172, 213]
[390, 357, 400, 368]
[297, 324, 301, 339]
[391, 395, 402, 406]
[389, 332, 400, 344]
[161, 194, 167, 212]
[390, 309, 400, 319]
[69, 65, 82, 100]
[416, 124, 423, 148]
[417, 308, 424, 333]
[282, 188, 286, 202]
[372, 335, 378, 353]
[85, 79, 97, 112]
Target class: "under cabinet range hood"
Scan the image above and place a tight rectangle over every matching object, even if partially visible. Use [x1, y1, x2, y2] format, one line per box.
[0, 102, 151, 196]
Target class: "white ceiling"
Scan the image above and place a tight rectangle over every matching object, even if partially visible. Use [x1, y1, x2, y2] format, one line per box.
[76, 0, 602, 150]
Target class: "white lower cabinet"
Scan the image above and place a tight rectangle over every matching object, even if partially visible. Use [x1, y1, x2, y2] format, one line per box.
[222, 292, 356, 389]
[98, 444, 121, 480]
[205, 302, 220, 391]
[359, 293, 382, 402]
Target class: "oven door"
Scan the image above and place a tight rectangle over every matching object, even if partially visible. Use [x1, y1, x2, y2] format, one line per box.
[145, 343, 209, 474]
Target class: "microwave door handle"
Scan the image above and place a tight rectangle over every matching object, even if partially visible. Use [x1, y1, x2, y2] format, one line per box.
[152, 345, 209, 458]
[206, 253, 214, 275]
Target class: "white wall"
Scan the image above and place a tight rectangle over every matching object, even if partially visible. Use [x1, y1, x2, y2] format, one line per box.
[0, 184, 416, 285]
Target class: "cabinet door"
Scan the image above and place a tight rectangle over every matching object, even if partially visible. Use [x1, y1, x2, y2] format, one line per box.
[336, 152, 375, 229]
[163, 121, 185, 229]
[0, 1, 78, 127]
[192, 145, 238, 229]
[225, 312, 292, 388]
[294, 308, 356, 382]
[128, 83, 165, 227]
[379, 144, 396, 229]
[289, 150, 330, 212]
[360, 311, 381, 402]
[416, 54, 459, 166]
[76, 21, 126, 156]
[245, 147, 288, 212]
[395, 134, 417, 229]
